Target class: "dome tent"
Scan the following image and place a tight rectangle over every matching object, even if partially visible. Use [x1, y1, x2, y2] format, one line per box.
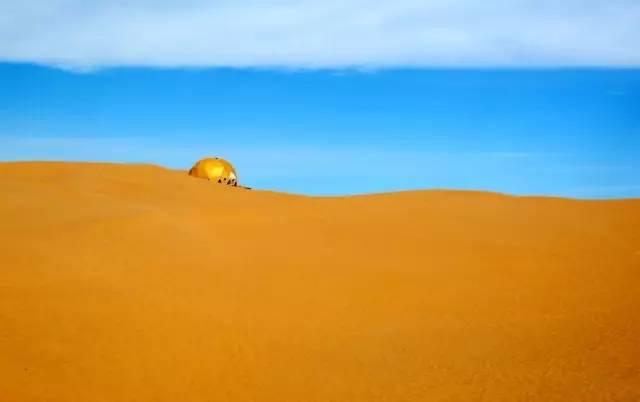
[188, 157, 238, 186]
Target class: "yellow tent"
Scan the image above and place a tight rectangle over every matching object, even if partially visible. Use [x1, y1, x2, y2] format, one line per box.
[188, 157, 238, 186]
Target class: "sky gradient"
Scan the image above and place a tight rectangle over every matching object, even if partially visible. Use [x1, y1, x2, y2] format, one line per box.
[1, 63, 639, 198]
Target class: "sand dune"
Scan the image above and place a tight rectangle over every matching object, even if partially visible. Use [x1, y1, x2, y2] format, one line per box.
[1, 162, 639, 402]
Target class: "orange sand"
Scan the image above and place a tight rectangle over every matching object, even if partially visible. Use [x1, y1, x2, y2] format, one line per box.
[1, 162, 639, 401]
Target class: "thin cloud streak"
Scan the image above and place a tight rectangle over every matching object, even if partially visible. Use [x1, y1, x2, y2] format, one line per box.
[1, 0, 639, 69]
[0, 133, 565, 184]
[0, 134, 558, 167]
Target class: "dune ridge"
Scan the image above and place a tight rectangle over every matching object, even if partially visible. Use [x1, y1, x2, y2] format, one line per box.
[1, 162, 639, 402]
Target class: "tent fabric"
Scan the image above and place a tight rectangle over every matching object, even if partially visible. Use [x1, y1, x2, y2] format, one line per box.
[188, 157, 238, 186]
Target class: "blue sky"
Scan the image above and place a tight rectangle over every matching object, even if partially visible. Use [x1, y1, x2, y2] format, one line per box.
[1, 64, 638, 197]
[1, 0, 639, 197]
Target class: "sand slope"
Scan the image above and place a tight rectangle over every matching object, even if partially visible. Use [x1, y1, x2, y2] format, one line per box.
[1, 162, 639, 402]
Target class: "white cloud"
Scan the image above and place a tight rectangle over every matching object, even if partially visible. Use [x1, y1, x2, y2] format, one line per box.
[0, 0, 639, 69]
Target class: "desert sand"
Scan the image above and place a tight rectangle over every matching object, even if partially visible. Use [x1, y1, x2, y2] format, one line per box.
[1, 161, 639, 402]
